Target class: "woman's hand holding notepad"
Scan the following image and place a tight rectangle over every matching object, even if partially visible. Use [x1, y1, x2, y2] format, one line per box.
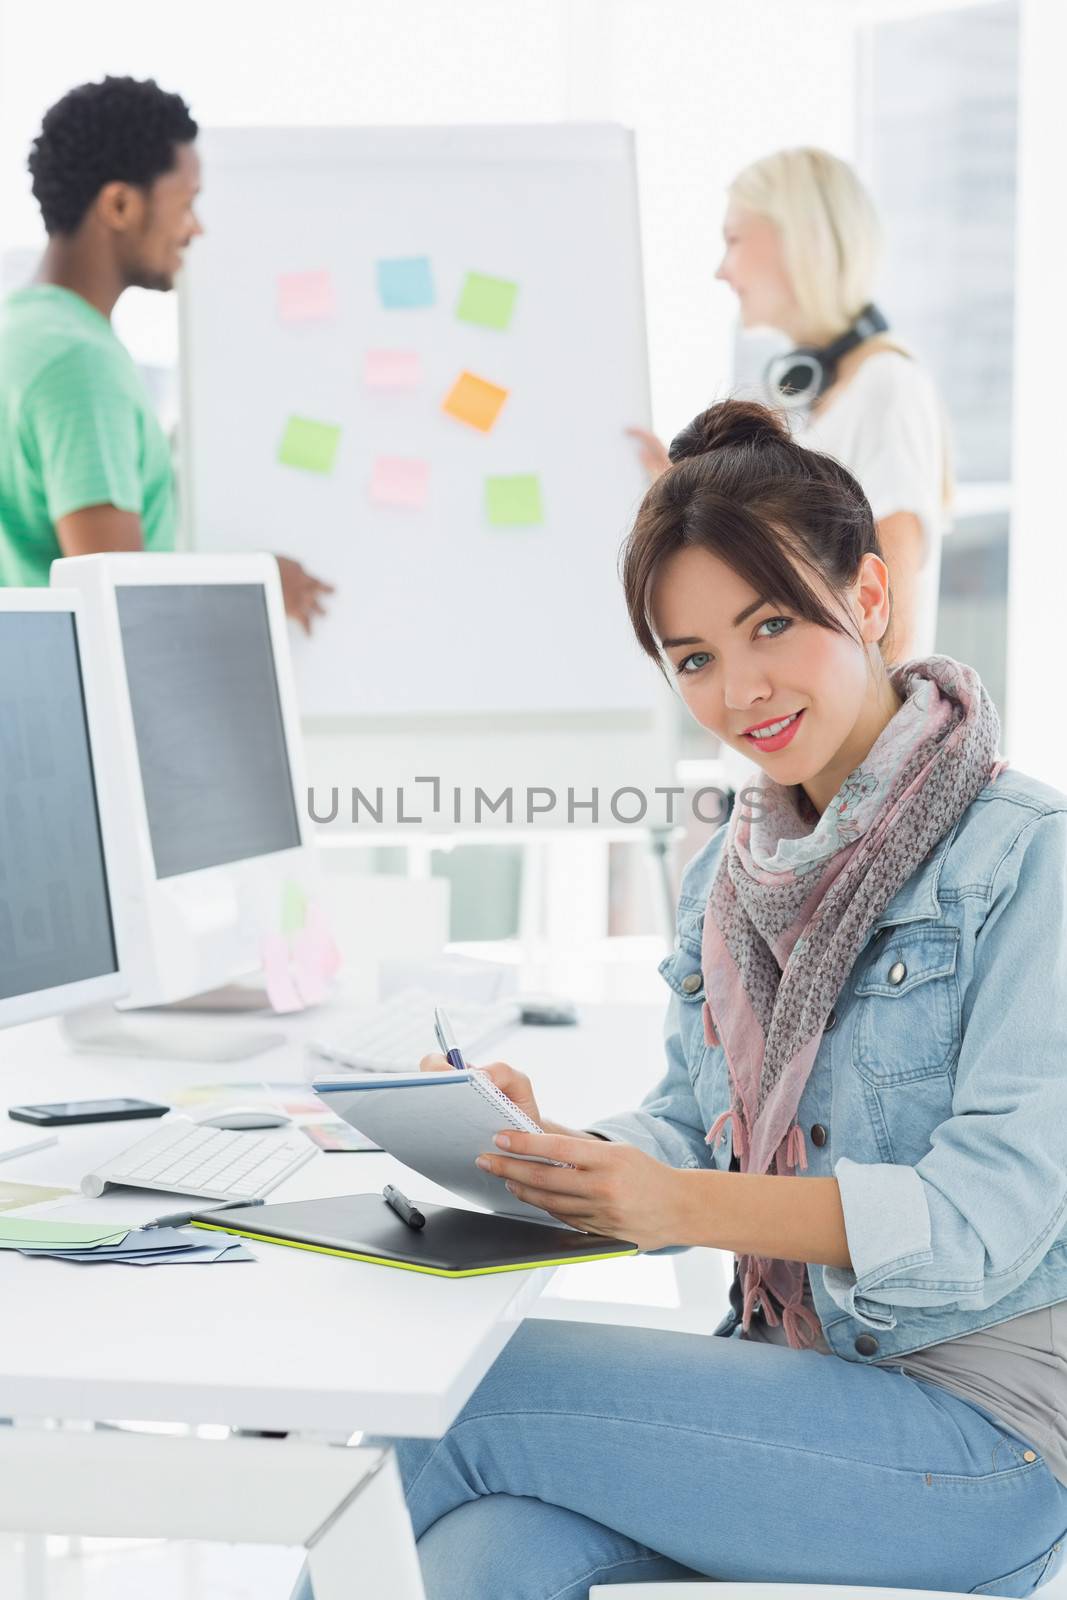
[311, 1064, 578, 1226]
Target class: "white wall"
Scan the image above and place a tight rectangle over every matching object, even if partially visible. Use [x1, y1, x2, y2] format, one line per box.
[0, 0, 856, 438]
[1006, 0, 1067, 787]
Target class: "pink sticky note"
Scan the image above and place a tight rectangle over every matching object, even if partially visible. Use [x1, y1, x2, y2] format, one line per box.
[305, 903, 342, 979]
[261, 933, 305, 1013]
[370, 455, 430, 510]
[364, 349, 423, 390]
[291, 928, 331, 1006]
[278, 270, 336, 324]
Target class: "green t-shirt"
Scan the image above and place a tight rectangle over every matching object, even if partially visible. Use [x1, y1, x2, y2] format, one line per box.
[0, 284, 176, 586]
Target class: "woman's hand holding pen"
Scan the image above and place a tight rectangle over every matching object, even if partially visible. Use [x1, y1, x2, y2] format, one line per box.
[476, 1130, 690, 1253]
[417, 1055, 592, 1141]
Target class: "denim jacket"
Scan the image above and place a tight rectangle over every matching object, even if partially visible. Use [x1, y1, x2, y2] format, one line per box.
[591, 769, 1067, 1365]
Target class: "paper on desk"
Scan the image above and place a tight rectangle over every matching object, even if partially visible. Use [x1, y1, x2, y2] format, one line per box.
[19, 1227, 194, 1257]
[20, 1230, 254, 1265]
[0, 1218, 128, 1249]
[9, 1190, 190, 1228]
[120, 1241, 254, 1265]
[0, 1180, 72, 1213]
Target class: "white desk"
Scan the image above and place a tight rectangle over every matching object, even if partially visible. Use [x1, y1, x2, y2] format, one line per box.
[0, 1001, 669, 1434]
[0, 997, 693, 1594]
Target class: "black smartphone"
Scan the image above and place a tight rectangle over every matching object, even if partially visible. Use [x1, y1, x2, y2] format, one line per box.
[7, 1098, 170, 1127]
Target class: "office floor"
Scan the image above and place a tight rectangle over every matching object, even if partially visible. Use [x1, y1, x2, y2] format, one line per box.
[5, 1531, 1067, 1598]
[0, 1535, 305, 1598]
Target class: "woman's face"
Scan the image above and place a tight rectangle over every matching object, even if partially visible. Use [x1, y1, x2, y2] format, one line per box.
[715, 202, 798, 334]
[652, 544, 892, 808]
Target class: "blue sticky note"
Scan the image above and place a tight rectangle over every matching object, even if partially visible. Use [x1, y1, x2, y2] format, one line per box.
[376, 256, 435, 310]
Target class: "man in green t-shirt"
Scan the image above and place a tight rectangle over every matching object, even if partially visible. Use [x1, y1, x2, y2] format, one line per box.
[0, 75, 332, 631]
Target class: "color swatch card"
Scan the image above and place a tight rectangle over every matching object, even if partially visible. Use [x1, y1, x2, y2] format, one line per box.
[278, 270, 336, 323]
[376, 256, 435, 310]
[486, 473, 543, 527]
[456, 271, 519, 331]
[370, 455, 430, 510]
[277, 416, 341, 475]
[364, 349, 423, 390]
[442, 371, 509, 433]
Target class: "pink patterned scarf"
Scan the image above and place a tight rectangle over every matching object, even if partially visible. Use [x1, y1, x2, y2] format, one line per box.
[701, 656, 1005, 1348]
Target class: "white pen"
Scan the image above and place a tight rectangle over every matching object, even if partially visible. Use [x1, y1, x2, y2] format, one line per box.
[144, 1197, 265, 1231]
[433, 1006, 468, 1072]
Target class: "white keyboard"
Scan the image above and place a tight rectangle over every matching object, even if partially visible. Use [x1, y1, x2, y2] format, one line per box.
[81, 1117, 316, 1202]
[309, 989, 522, 1074]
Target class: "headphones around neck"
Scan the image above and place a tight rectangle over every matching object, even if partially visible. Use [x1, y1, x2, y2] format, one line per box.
[764, 303, 889, 411]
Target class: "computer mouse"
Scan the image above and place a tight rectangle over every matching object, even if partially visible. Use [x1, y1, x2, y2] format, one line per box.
[197, 1107, 293, 1130]
[518, 997, 578, 1026]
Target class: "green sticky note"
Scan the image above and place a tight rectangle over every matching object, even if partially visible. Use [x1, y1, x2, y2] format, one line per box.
[277, 416, 341, 475]
[0, 1218, 127, 1248]
[456, 272, 519, 331]
[486, 474, 544, 528]
[281, 880, 308, 936]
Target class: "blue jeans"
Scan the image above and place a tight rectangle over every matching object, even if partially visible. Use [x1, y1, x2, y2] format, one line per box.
[295, 1318, 1067, 1599]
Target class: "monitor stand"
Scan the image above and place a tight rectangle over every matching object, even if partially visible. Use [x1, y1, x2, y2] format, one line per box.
[150, 982, 273, 1014]
[61, 1001, 286, 1063]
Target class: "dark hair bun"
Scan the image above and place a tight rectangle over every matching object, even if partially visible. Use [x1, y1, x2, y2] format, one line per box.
[668, 399, 791, 464]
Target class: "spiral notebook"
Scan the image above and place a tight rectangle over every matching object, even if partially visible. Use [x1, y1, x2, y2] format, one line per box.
[312, 1069, 572, 1225]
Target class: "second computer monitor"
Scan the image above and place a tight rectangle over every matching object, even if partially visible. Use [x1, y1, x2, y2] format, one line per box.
[51, 553, 318, 1009]
[0, 590, 127, 1029]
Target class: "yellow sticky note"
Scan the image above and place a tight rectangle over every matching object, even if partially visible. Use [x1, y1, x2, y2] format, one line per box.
[442, 371, 509, 434]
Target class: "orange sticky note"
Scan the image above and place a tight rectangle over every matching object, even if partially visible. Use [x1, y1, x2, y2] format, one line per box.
[442, 370, 509, 433]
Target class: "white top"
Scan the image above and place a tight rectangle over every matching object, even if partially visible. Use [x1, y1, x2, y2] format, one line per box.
[794, 351, 948, 659]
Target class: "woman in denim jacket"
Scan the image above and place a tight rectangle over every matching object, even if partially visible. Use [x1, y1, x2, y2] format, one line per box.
[381, 403, 1067, 1599]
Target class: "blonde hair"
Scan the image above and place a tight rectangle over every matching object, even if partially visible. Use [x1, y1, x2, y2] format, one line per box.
[729, 148, 882, 344]
[731, 147, 953, 511]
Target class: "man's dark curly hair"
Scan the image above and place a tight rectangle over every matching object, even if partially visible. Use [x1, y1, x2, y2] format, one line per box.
[28, 76, 198, 235]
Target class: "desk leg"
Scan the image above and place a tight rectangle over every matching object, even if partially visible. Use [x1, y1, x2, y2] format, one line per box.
[20, 1534, 47, 1600]
[0, 1428, 425, 1600]
[306, 1450, 425, 1600]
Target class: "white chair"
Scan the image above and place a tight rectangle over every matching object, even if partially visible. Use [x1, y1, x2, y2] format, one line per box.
[591, 1559, 1067, 1597]
[591, 1588, 1006, 1598]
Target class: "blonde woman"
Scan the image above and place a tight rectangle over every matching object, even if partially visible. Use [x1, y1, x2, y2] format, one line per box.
[630, 148, 947, 663]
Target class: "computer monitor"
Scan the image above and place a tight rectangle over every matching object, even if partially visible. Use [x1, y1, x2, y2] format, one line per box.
[51, 553, 319, 1015]
[0, 590, 128, 1029]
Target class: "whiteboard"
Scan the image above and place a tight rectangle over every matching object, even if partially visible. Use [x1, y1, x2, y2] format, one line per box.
[180, 124, 660, 726]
